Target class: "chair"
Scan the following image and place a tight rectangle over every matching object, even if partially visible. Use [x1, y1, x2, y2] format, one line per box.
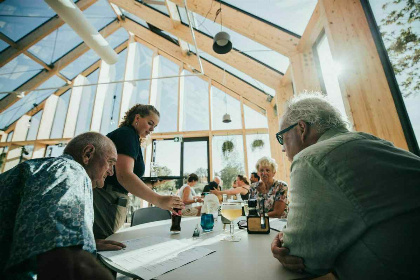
[131, 207, 171, 226]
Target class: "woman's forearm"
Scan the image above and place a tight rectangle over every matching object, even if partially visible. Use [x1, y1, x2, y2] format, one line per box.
[267, 201, 286, 218]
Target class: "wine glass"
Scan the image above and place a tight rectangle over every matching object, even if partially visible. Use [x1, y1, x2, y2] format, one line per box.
[220, 202, 242, 242]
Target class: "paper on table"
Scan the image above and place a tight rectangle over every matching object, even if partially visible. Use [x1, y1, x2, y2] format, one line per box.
[269, 218, 287, 232]
[99, 236, 215, 280]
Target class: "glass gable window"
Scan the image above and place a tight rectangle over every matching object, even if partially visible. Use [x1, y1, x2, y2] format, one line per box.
[211, 86, 241, 130]
[75, 69, 99, 136]
[0, 0, 57, 41]
[0, 75, 65, 130]
[26, 110, 43, 141]
[314, 33, 347, 119]
[368, 0, 420, 146]
[0, 54, 43, 100]
[223, 0, 317, 36]
[60, 49, 100, 80]
[244, 104, 268, 129]
[100, 49, 127, 135]
[127, 43, 153, 108]
[181, 70, 209, 131]
[183, 139, 209, 192]
[50, 89, 71, 139]
[212, 135, 245, 189]
[246, 133, 271, 174]
[153, 56, 179, 133]
[0, 41, 9, 52]
[28, 0, 116, 64]
[122, 9, 148, 27]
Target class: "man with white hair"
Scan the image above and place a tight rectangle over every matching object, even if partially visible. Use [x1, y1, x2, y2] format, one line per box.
[214, 176, 223, 188]
[271, 93, 420, 279]
[0, 132, 123, 280]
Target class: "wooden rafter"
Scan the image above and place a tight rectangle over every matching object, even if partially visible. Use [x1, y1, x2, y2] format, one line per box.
[165, 0, 189, 56]
[0, 20, 121, 113]
[124, 18, 268, 108]
[171, 0, 300, 57]
[2, 41, 129, 134]
[0, 0, 98, 68]
[111, 0, 282, 89]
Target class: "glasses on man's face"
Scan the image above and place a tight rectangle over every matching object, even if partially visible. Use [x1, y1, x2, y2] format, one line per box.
[276, 123, 298, 145]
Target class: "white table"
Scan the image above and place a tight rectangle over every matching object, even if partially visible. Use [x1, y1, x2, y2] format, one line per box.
[100, 217, 307, 280]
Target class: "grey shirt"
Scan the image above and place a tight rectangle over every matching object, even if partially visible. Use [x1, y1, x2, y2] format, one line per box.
[283, 128, 420, 279]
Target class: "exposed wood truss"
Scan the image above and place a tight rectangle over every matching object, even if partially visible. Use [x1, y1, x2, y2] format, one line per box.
[110, 0, 283, 89]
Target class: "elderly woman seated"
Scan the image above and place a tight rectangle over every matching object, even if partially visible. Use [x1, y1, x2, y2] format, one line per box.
[178, 173, 203, 216]
[250, 156, 288, 218]
[210, 175, 250, 201]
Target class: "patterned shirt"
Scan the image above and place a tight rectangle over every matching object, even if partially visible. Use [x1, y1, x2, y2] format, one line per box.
[249, 180, 288, 218]
[0, 154, 96, 278]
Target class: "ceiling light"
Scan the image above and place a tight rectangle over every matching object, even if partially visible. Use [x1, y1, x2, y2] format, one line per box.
[222, 113, 232, 123]
[213, 31, 232, 54]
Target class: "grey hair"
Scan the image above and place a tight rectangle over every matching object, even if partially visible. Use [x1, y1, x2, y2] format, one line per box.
[64, 132, 115, 160]
[281, 92, 349, 134]
[255, 156, 278, 173]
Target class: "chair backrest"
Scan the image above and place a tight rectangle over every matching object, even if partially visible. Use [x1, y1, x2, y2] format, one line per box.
[131, 207, 171, 226]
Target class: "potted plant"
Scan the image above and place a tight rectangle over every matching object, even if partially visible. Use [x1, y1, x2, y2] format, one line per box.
[251, 139, 265, 151]
[222, 140, 234, 157]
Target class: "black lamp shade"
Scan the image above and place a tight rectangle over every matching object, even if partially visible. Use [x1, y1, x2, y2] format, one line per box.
[213, 31, 233, 54]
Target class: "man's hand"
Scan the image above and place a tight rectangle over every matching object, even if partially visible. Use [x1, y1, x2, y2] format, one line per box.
[96, 239, 126, 251]
[271, 232, 305, 272]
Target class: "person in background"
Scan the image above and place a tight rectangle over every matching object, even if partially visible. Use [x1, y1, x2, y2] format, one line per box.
[271, 92, 420, 279]
[250, 172, 260, 184]
[178, 173, 203, 216]
[211, 175, 251, 200]
[213, 176, 223, 190]
[93, 104, 183, 239]
[249, 156, 288, 218]
[0, 132, 124, 280]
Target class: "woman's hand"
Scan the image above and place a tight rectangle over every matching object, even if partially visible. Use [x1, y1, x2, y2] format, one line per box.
[156, 195, 184, 214]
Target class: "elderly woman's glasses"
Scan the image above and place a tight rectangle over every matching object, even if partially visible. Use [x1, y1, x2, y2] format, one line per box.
[276, 123, 298, 145]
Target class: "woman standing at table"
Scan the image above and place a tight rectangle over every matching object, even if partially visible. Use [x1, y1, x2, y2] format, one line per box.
[210, 175, 251, 200]
[249, 156, 288, 218]
[93, 104, 183, 239]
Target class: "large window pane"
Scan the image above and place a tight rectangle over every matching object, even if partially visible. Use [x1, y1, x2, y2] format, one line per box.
[128, 43, 153, 108]
[212, 135, 244, 190]
[100, 49, 127, 135]
[154, 56, 179, 133]
[246, 134, 271, 175]
[368, 0, 420, 146]
[181, 71, 209, 131]
[50, 90, 71, 139]
[211, 86, 242, 130]
[244, 104, 268, 129]
[75, 69, 99, 136]
[152, 140, 181, 177]
[26, 110, 43, 141]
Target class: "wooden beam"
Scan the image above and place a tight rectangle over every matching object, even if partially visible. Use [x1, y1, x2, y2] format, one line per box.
[165, 0, 189, 55]
[290, 50, 321, 94]
[0, 20, 121, 113]
[111, 0, 282, 89]
[151, 128, 268, 139]
[0, 0, 98, 67]
[319, 0, 408, 150]
[126, 19, 268, 108]
[171, 0, 299, 57]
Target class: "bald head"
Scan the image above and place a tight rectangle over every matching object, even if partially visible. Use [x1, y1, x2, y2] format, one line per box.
[64, 132, 115, 162]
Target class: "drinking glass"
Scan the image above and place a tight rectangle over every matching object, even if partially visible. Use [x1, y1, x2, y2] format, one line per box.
[220, 202, 242, 242]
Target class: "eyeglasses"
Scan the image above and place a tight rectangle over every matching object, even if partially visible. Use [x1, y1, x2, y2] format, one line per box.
[276, 123, 298, 145]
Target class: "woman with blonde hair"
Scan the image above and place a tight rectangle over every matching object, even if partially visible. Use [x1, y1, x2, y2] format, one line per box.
[249, 156, 288, 218]
[93, 104, 183, 239]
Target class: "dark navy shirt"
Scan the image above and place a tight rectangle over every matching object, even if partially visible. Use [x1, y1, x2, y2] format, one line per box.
[105, 125, 145, 194]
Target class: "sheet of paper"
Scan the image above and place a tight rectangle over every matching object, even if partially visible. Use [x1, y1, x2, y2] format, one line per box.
[269, 218, 287, 232]
[99, 236, 215, 280]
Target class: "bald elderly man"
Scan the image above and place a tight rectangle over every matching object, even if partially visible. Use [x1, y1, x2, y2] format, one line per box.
[271, 93, 420, 279]
[0, 132, 124, 280]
